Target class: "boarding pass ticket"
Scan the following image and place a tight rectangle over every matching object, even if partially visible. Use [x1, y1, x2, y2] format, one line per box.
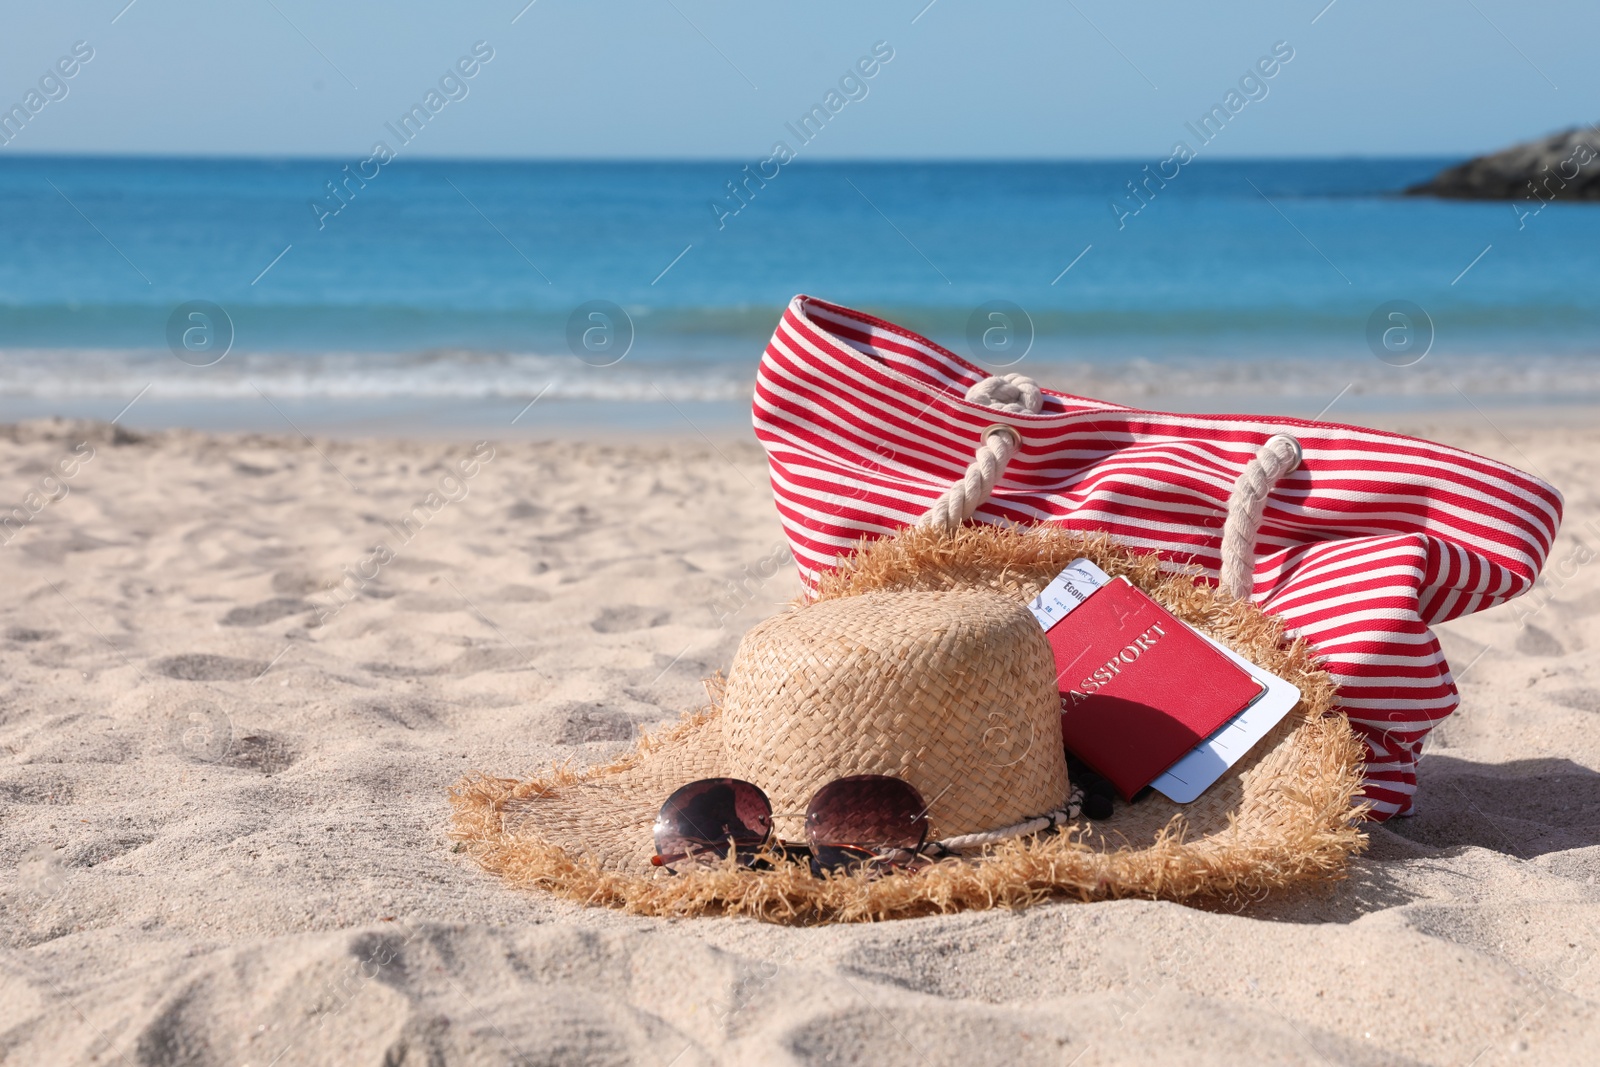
[1027, 558, 1300, 804]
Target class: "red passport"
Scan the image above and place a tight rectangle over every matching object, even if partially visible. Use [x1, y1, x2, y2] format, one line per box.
[1045, 578, 1263, 800]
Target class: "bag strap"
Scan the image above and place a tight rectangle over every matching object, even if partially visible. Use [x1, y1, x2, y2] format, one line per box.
[1220, 434, 1302, 601]
[920, 374, 1042, 532]
[920, 375, 1301, 602]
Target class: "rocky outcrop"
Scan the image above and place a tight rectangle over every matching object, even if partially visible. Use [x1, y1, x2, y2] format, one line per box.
[1405, 126, 1600, 200]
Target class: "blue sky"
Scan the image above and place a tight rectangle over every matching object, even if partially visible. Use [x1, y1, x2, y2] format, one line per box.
[1, 0, 1592, 160]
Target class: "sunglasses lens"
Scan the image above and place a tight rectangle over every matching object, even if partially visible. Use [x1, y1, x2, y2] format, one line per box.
[805, 775, 927, 872]
[653, 778, 772, 867]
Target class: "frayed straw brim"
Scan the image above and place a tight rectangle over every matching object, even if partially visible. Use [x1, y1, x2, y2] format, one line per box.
[450, 524, 1369, 923]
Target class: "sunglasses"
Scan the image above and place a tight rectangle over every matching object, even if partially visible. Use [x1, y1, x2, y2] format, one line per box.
[651, 774, 930, 877]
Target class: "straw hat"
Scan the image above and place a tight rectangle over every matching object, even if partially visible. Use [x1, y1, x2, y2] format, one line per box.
[451, 391, 1366, 921]
[451, 523, 1367, 923]
[466, 585, 1073, 877]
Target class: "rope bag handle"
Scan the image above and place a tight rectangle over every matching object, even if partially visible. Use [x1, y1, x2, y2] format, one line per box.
[919, 374, 1302, 602]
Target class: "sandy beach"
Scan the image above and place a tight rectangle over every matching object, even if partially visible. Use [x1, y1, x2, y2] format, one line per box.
[2, 409, 1599, 1067]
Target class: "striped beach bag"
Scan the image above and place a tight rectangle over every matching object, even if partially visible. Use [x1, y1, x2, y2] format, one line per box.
[752, 295, 1563, 819]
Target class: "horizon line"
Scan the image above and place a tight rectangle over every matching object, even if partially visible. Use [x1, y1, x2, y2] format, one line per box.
[0, 150, 1467, 165]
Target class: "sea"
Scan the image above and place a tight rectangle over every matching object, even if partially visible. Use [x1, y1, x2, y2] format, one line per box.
[1, 156, 1596, 436]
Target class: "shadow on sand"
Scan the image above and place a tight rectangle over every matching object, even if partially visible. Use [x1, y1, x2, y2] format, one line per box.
[1213, 755, 1600, 924]
[1385, 754, 1600, 859]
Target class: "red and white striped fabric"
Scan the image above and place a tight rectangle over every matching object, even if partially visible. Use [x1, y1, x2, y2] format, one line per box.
[753, 295, 1562, 820]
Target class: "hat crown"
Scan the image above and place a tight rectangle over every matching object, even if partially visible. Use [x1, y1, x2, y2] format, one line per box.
[720, 589, 1070, 839]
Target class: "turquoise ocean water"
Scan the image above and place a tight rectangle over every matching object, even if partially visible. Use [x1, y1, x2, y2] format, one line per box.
[0, 156, 1595, 433]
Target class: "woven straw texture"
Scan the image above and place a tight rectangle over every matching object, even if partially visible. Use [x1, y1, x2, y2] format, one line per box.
[721, 591, 1069, 841]
[450, 523, 1369, 923]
